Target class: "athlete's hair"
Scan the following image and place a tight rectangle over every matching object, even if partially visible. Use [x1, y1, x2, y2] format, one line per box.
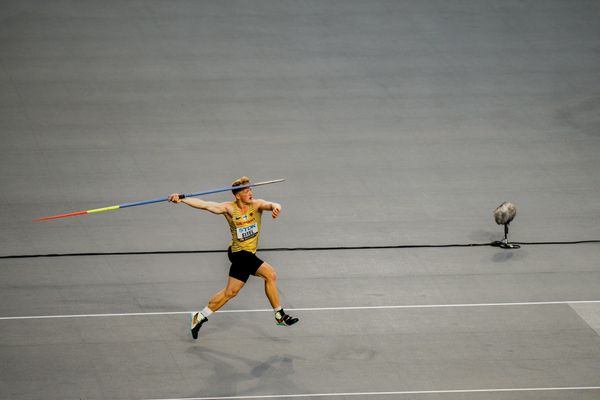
[231, 176, 251, 195]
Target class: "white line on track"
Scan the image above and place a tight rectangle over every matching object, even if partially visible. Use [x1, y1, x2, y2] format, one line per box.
[1, 300, 599, 321]
[145, 386, 600, 400]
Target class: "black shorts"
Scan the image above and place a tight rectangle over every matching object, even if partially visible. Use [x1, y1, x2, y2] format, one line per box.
[227, 247, 264, 283]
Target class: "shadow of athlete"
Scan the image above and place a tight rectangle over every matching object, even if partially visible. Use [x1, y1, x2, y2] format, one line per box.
[168, 176, 298, 339]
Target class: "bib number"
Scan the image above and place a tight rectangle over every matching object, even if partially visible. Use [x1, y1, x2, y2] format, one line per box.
[236, 223, 258, 241]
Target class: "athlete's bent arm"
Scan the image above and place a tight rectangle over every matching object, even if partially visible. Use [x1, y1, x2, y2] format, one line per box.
[168, 194, 230, 215]
[255, 199, 282, 219]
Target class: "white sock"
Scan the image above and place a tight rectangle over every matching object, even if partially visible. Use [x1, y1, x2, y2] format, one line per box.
[201, 306, 213, 319]
[274, 306, 282, 313]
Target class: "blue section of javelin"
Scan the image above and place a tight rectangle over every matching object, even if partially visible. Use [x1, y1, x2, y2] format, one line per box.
[119, 197, 169, 208]
[118, 183, 254, 209]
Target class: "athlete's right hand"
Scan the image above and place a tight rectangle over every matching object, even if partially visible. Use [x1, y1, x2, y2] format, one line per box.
[168, 193, 182, 203]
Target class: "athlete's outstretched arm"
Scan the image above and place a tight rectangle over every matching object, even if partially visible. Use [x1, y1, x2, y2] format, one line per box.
[255, 199, 282, 219]
[168, 193, 230, 215]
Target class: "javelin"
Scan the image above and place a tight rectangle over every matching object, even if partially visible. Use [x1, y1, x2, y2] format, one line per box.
[33, 179, 285, 222]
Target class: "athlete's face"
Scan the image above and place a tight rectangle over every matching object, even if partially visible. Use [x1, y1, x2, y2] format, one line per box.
[236, 187, 253, 203]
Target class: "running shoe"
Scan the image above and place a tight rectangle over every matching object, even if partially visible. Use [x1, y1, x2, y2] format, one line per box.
[190, 312, 208, 339]
[275, 309, 299, 326]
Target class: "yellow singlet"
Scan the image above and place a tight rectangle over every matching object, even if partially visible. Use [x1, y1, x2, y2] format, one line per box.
[227, 202, 261, 253]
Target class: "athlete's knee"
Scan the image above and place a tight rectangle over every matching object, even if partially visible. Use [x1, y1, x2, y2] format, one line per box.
[262, 268, 276, 282]
[224, 287, 240, 298]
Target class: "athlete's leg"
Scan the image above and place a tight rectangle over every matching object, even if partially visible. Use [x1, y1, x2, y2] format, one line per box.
[191, 277, 246, 339]
[255, 262, 279, 309]
[255, 262, 299, 326]
[208, 276, 246, 312]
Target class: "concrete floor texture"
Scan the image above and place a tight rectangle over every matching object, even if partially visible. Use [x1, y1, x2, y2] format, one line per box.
[1, 0, 600, 399]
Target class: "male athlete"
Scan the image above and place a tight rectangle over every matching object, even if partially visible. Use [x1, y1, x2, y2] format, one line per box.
[168, 177, 299, 339]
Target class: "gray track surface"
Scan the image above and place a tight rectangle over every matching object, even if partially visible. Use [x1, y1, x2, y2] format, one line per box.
[1, 1, 600, 399]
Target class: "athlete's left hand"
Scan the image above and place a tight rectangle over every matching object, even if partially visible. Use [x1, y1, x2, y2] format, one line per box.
[271, 203, 281, 219]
